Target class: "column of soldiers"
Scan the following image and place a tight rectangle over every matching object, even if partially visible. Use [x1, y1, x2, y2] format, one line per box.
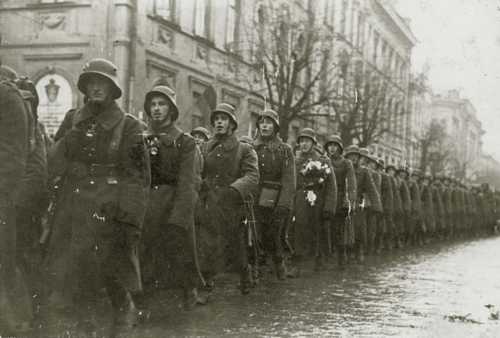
[1, 58, 500, 334]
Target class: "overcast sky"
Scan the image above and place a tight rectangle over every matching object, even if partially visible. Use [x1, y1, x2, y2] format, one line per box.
[393, 0, 500, 161]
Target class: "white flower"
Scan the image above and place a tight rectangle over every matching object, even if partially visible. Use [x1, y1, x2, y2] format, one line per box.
[305, 190, 317, 206]
[325, 167, 331, 175]
[318, 178, 325, 184]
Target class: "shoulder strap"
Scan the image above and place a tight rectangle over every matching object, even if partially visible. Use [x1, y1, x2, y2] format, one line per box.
[232, 141, 244, 177]
[108, 115, 126, 164]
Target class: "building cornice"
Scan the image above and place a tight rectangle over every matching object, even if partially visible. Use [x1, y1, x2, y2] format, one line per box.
[373, 0, 417, 47]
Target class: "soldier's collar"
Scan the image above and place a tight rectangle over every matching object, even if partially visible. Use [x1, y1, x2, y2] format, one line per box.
[207, 134, 239, 152]
[75, 102, 124, 131]
[147, 121, 182, 138]
[253, 134, 281, 147]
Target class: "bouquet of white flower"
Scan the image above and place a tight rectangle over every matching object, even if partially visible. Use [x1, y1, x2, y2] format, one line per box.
[300, 160, 331, 206]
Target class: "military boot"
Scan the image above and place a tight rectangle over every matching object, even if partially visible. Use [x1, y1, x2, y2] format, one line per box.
[275, 260, 286, 280]
[183, 287, 208, 310]
[356, 246, 365, 263]
[240, 265, 253, 295]
[314, 255, 324, 271]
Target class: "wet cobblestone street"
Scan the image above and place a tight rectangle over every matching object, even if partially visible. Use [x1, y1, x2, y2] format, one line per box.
[37, 234, 500, 338]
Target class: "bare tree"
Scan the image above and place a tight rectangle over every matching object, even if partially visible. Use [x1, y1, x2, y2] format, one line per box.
[419, 119, 450, 175]
[245, 0, 340, 141]
[329, 52, 405, 147]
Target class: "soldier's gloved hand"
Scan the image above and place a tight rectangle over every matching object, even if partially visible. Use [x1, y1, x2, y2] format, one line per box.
[219, 187, 242, 206]
[273, 206, 289, 219]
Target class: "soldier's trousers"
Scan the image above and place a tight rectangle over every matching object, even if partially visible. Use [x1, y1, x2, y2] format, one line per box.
[142, 224, 197, 291]
[46, 216, 141, 310]
[353, 209, 367, 249]
[0, 205, 33, 329]
[367, 210, 383, 253]
[255, 206, 285, 265]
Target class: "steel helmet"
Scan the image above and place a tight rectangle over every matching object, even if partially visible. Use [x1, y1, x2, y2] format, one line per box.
[297, 128, 317, 144]
[344, 145, 360, 157]
[77, 58, 122, 99]
[0, 65, 18, 81]
[257, 109, 280, 131]
[324, 134, 344, 153]
[377, 158, 385, 169]
[144, 84, 179, 121]
[210, 102, 238, 129]
[191, 126, 211, 140]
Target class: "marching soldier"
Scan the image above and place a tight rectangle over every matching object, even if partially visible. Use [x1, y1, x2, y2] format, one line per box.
[395, 165, 412, 247]
[253, 109, 296, 280]
[45, 58, 149, 328]
[14, 77, 49, 316]
[191, 126, 211, 147]
[386, 163, 403, 249]
[419, 172, 435, 243]
[407, 169, 423, 246]
[293, 128, 336, 271]
[376, 159, 394, 252]
[141, 83, 205, 308]
[431, 176, 445, 240]
[344, 145, 381, 262]
[0, 65, 33, 333]
[450, 178, 460, 238]
[200, 103, 259, 294]
[441, 176, 453, 238]
[324, 135, 356, 266]
[358, 149, 384, 256]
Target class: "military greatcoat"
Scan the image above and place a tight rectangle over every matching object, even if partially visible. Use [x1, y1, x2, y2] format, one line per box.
[0, 81, 33, 329]
[200, 134, 259, 279]
[46, 102, 149, 303]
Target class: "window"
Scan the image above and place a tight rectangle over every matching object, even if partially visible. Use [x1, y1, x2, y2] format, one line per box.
[340, 0, 347, 35]
[381, 40, 387, 69]
[225, 0, 240, 50]
[317, 0, 334, 26]
[155, 0, 175, 21]
[388, 48, 394, 74]
[356, 12, 363, 47]
[372, 31, 379, 64]
[194, 0, 209, 38]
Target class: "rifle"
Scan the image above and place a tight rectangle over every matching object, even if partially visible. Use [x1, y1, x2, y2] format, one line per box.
[40, 176, 64, 248]
[243, 194, 260, 258]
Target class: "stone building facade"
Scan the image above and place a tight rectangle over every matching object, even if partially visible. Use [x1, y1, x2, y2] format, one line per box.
[430, 89, 484, 180]
[0, 0, 415, 151]
[0, 0, 265, 137]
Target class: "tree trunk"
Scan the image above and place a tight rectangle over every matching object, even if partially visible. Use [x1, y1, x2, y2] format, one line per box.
[279, 116, 291, 142]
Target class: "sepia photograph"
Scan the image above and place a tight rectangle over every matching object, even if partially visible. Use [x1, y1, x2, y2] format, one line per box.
[1, 0, 500, 337]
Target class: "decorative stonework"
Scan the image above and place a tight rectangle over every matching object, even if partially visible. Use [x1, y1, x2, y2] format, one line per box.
[196, 44, 208, 61]
[157, 26, 174, 48]
[39, 12, 66, 31]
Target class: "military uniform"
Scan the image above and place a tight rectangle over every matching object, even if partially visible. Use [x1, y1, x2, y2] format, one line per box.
[407, 173, 422, 245]
[396, 167, 411, 246]
[200, 103, 259, 294]
[420, 177, 435, 241]
[386, 165, 402, 248]
[376, 160, 394, 252]
[345, 146, 382, 260]
[431, 178, 445, 239]
[325, 135, 356, 265]
[140, 85, 201, 303]
[293, 128, 337, 269]
[45, 60, 149, 324]
[253, 109, 296, 280]
[0, 75, 33, 332]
